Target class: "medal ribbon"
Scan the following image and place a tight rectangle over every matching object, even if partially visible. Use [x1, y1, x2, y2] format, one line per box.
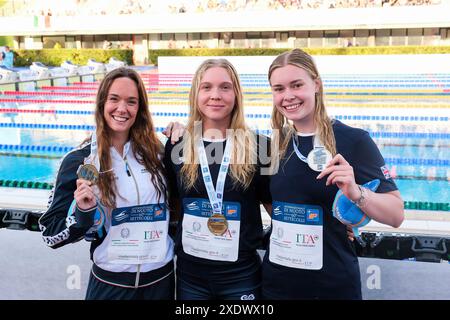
[90, 131, 100, 171]
[292, 134, 326, 163]
[197, 134, 233, 215]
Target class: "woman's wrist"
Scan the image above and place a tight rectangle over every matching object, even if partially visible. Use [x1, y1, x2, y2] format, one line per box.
[76, 204, 97, 212]
[352, 185, 369, 209]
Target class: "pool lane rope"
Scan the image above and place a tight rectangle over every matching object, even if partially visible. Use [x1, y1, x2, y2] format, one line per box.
[1, 108, 449, 122]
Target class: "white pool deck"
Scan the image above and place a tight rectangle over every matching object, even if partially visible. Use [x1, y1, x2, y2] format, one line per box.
[1, 186, 449, 236]
[0, 187, 50, 211]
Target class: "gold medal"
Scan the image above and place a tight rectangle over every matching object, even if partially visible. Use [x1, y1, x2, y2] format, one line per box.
[307, 147, 332, 172]
[207, 213, 228, 236]
[76, 164, 99, 184]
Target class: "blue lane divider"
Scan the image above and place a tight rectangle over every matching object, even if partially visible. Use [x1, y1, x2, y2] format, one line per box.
[384, 158, 449, 166]
[55, 110, 92, 115]
[1, 123, 449, 140]
[368, 132, 450, 139]
[0, 144, 74, 153]
[0, 143, 447, 167]
[241, 129, 450, 141]
[152, 112, 190, 117]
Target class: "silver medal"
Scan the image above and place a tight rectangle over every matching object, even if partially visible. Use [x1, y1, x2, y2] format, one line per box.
[306, 147, 332, 172]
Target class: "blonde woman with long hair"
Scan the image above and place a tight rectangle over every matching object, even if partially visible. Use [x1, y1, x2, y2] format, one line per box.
[164, 59, 271, 300]
[262, 49, 404, 299]
[39, 68, 175, 300]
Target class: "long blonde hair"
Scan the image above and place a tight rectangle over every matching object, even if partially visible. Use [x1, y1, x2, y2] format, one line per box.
[94, 67, 167, 208]
[268, 49, 336, 160]
[180, 59, 257, 190]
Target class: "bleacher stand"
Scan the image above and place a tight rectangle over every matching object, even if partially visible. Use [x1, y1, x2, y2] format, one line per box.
[0, 0, 445, 17]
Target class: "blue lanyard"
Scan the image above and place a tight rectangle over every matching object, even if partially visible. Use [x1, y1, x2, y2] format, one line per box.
[292, 134, 332, 172]
[292, 134, 326, 163]
[292, 136, 308, 163]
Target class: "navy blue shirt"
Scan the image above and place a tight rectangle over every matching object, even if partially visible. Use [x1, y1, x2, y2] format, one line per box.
[164, 134, 271, 279]
[262, 120, 397, 299]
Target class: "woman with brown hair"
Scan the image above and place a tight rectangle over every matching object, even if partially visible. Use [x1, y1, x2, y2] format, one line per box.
[39, 67, 174, 300]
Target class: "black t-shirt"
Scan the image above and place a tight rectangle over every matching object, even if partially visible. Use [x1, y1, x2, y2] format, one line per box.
[262, 120, 397, 299]
[164, 134, 271, 279]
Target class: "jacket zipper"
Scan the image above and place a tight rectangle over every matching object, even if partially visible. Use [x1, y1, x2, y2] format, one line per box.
[124, 157, 140, 205]
[124, 156, 141, 288]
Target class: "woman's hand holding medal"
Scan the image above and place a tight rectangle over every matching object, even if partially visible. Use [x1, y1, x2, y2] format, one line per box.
[75, 164, 99, 211]
[74, 178, 97, 211]
[316, 153, 360, 203]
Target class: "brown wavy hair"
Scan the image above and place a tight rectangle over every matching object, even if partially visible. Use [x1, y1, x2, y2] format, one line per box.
[269, 49, 336, 161]
[92, 67, 166, 209]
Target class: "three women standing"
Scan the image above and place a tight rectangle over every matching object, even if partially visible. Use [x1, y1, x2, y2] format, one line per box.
[40, 52, 404, 300]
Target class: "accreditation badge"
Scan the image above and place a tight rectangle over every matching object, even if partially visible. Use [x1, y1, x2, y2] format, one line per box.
[207, 213, 228, 236]
[307, 147, 332, 172]
[269, 201, 323, 270]
[182, 198, 241, 262]
[107, 203, 168, 264]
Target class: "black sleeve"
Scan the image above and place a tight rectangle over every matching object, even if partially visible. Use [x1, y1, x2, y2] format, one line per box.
[351, 131, 398, 194]
[163, 139, 180, 200]
[256, 134, 272, 204]
[38, 150, 96, 249]
[163, 139, 181, 231]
